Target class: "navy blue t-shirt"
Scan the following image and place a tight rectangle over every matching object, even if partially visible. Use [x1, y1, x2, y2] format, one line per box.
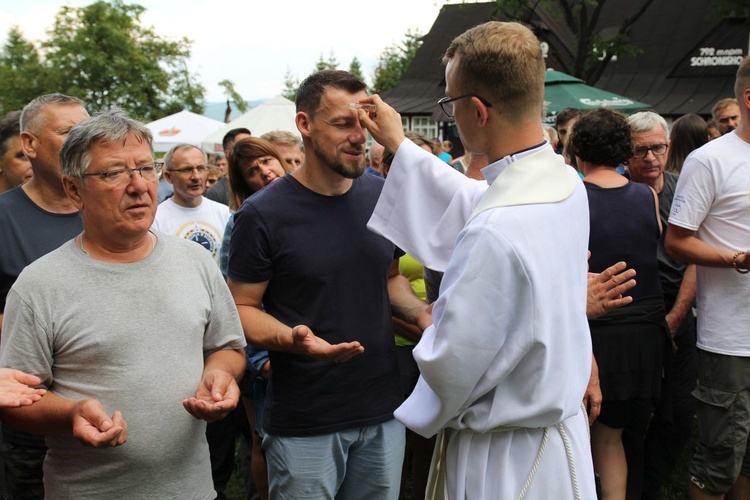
[0, 186, 82, 310]
[0, 186, 82, 448]
[228, 173, 403, 436]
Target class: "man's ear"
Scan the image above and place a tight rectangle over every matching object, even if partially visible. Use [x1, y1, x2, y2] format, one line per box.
[163, 170, 174, 185]
[472, 97, 490, 127]
[62, 176, 84, 210]
[19, 131, 37, 160]
[296, 111, 312, 138]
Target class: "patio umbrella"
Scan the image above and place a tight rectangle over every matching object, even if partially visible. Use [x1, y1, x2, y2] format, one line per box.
[544, 69, 651, 120]
[201, 95, 299, 153]
[145, 110, 224, 153]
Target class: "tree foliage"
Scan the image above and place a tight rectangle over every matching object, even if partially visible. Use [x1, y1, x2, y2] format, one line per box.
[218, 79, 248, 123]
[371, 30, 422, 94]
[712, 0, 750, 17]
[315, 52, 340, 72]
[281, 67, 300, 102]
[493, 0, 656, 85]
[0, 28, 49, 115]
[348, 57, 365, 82]
[0, 0, 205, 120]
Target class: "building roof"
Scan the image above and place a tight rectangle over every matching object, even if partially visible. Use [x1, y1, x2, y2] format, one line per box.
[382, 1, 744, 118]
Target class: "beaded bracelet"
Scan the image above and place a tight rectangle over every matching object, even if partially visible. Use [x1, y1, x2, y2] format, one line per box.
[733, 251, 749, 274]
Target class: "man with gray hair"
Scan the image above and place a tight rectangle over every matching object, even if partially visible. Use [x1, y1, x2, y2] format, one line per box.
[0, 108, 246, 499]
[152, 143, 231, 265]
[0, 93, 88, 499]
[366, 142, 384, 177]
[623, 110, 697, 499]
[261, 130, 304, 171]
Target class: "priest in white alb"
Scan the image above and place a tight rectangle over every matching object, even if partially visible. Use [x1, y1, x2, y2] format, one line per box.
[357, 22, 597, 499]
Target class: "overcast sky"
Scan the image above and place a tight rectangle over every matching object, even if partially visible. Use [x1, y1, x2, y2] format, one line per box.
[0, 0, 460, 102]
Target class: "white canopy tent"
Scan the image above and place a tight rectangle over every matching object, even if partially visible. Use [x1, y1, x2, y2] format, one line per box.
[201, 95, 299, 153]
[145, 110, 224, 153]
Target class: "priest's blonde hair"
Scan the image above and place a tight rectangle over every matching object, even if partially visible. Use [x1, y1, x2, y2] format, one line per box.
[443, 21, 545, 122]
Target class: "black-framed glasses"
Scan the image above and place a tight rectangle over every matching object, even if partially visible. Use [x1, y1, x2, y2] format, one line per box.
[80, 161, 163, 184]
[632, 144, 668, 159]
[168, 165, 209, 176]
[437, 94, 493, 119]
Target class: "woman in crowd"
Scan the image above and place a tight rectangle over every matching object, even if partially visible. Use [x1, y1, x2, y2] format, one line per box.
[220, 137, 291, 500]
[665, 113, 709, 173]
[570, 108, 667, 500]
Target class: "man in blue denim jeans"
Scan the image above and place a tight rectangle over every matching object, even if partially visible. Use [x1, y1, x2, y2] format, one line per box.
[228, 70, 428, 499]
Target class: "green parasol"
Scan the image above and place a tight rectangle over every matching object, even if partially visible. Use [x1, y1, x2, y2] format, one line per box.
[544, 69, 651, 121]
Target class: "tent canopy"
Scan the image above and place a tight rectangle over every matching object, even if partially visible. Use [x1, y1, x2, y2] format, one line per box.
[201, 95, 299, 153]
[145, 110, 224, 153]
[544, 69, 651, 120]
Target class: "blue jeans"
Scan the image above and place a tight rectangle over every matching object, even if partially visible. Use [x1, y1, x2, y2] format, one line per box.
[263, 419, 405, 500]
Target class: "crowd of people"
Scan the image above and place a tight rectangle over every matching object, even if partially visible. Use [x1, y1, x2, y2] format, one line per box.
[0, 19, 748, 500]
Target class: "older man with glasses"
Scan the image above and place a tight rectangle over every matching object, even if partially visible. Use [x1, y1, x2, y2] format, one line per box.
[618, 111, 699, 499]
[152, 143, 231, 265]
[0, 108, 246, 499]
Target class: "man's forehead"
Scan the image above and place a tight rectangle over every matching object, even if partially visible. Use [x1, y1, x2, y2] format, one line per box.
[173, 147, 205, 165]
[89, 135, 153, 164]
[632, 126, 666, 144]
[276, 144, 301, 155]
[717, 103, 739, 115]
[319, 88, 367, 115]
[42, 104, 88, 127]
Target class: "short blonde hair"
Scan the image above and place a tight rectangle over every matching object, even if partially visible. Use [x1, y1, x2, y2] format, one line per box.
[443, 22, 545, 122]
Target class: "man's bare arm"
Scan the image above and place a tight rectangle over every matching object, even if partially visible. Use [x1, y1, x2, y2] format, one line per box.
[386, 259, 432, 332]
[228, 278, 364, 362]
[0, 391, 126, 448]
[665, 264, 696, 338]
[666, 224, 750, 269]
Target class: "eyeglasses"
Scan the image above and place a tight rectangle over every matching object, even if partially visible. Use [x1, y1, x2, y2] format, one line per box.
[437, 94, 493, 119]
[80, 162, 163, 184]
[632, 144, 668, 159]
[168, 165, 209, 176]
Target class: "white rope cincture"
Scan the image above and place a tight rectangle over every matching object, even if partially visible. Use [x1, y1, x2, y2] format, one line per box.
[517, 408, 586, 500]
[517, 426, 549, 500]
[557, 422, 580, 499]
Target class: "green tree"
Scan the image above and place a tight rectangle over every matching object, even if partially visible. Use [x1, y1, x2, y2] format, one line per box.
[712, 0, 750, 17]
[314, 51, 339, 72]
[39, 0, 204, 120]
[371, 30, 422, 94]
[492, 0, 656, 85]
[218, 79, 248, 123]
[348, 57, 366, 83]
[281, 67, 300, 102]
[0, 27, 49, 115]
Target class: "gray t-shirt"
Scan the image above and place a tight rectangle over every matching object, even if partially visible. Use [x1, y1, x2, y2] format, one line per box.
[0, 233, 245, 499]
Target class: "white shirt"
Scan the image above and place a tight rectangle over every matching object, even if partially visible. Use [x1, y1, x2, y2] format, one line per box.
[152, 197, 231, 265]
[669, 131, 750, 355]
